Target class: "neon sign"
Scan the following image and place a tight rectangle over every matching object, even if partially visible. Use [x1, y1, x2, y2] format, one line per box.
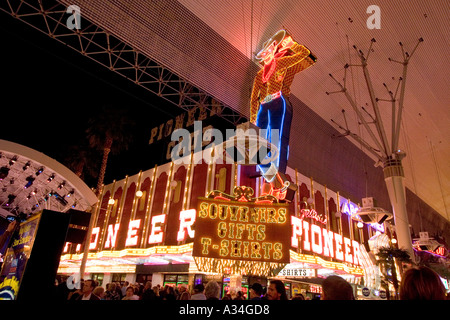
[435, 247, 445, 256]
[61, 191, 368, 272]
[341, 201, 385, 233]
[416, 245, 446, 257]
[309, 285, 322, 294]
[193, 198, 290, 263]
[299, 208, 327, 225]
[291, 215, 362, 266]
[251, 29, 317, 196]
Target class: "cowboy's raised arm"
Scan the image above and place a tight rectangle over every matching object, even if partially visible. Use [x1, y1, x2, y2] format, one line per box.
[279, 42, 315, 72]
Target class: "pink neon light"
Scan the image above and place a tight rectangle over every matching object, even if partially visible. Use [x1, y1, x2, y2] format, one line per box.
[299, 208, 327, 225]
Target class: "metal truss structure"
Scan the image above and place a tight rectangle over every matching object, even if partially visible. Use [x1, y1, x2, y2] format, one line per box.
[0, 0, 247, 126]
[326, 37, 423, 262]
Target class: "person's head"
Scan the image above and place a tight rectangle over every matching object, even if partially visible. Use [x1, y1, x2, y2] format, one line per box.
[109, 283, 116, 291]
[267, 280, 287, 300]
[235, 291, 244, 300]
[292, 293, 305, 300]
[144, 281, 152, 289]
[400, 266, 446, 300]
[82, 280, 96, 295]
[93, 286, 105, 299]
[179, 284, 187, 293]
[193, 284, 204, 294]
[204, 281, 220, 299]
[322, 276, 354, 300]
[126, 286, 135, 297]
[249, 283, 263, 299]
[256, 30, 295, 65]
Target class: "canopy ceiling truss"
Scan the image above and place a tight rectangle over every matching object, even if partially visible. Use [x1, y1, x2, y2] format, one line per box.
[0, 0, 246, 126]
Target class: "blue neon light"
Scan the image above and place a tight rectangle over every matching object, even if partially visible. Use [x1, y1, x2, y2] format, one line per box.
[256, 92, 287, 182]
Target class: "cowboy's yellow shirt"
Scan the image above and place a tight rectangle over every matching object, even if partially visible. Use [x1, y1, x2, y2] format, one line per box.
[250, 42, 316, 124]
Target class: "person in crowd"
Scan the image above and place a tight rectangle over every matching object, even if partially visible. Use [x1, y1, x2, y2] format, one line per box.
[177, 284, 191, 300]
[249, 283, 263, 300]
[93, 286, 105, 300]
[399, 266, 446, 300]
[55, 275, 71, 301]
[105, 283, 120, 300]
[152, 286, 162, 300]
[292, 293, 305, 300]
[266, 280, 288, 300]
[137, 283, 145, 297]
[204, 281, 220, 300]
[234, 291, 245, 300]
[162, 285, 176, 300]
[121, 281, 129, 297]
[68, 279, 84, 300]
[321, 275, 355, 300]
[221, 294, 232, 300]
[77, 279, 100, 300]
[122, 286, 139, 300]
[116, 282, 124, 298]
[190, 284, 206, 300]
[141, 281, 156, 300]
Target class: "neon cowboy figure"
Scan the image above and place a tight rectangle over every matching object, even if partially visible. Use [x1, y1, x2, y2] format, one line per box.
[250, 30, 317, 200]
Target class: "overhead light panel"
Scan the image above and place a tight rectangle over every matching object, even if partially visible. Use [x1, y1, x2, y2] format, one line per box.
[35, 167, 44, 176]
[47, 173, 55, 182]
[54, 192, 68, 206]
[22, 161, 31, 171]
[24, 176, 35, 189]
[0, 166, 9, 180]
[6, 194, 16, 206]
[9, 156, 18, 166]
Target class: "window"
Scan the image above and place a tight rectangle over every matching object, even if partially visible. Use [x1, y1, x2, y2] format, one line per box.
[136, 274, 152, 284]
[352, 220, 361, 242]
[218, 168, 227, 192]
[163, 274, 189, 287]
[112, 273, 126, 284]
[138, 191, 147, 211]
[173, 181, 182, 203]
[90, 273, 104, 286]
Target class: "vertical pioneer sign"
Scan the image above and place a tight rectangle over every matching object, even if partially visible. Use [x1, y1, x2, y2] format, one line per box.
[192, 186, 291, 276]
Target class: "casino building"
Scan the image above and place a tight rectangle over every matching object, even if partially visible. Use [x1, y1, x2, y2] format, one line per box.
[0, 0, 448, 301]
[58, 153, 390, 299]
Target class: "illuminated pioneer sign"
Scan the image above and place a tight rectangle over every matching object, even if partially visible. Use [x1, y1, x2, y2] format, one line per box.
[192, 187, 291, 275]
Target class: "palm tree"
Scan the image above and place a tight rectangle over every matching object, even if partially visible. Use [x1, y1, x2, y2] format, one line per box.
[86, 106, 134, 195]
[375, 246, 412, 300]
[64, 140, 100, 183]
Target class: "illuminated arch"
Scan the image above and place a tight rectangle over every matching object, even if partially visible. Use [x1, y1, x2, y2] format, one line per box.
[0, 139, 97, 218]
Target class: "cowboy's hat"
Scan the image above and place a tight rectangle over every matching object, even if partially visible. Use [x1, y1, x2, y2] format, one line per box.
[255, 29, 287, 60]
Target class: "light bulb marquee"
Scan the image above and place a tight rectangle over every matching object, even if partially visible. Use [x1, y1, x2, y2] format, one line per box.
[192, 186, 291, 276]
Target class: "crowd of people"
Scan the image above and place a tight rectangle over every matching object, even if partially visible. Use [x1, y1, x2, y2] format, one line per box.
[54, 265, 448, 301]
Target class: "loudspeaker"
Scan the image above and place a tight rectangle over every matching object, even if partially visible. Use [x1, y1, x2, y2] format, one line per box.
[377, 214, 389, 225]
[283, 182, 298, 203]
[65, 209, 91, 244]
[1, 210, 71, 301]
[360, 214, 374, 223]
